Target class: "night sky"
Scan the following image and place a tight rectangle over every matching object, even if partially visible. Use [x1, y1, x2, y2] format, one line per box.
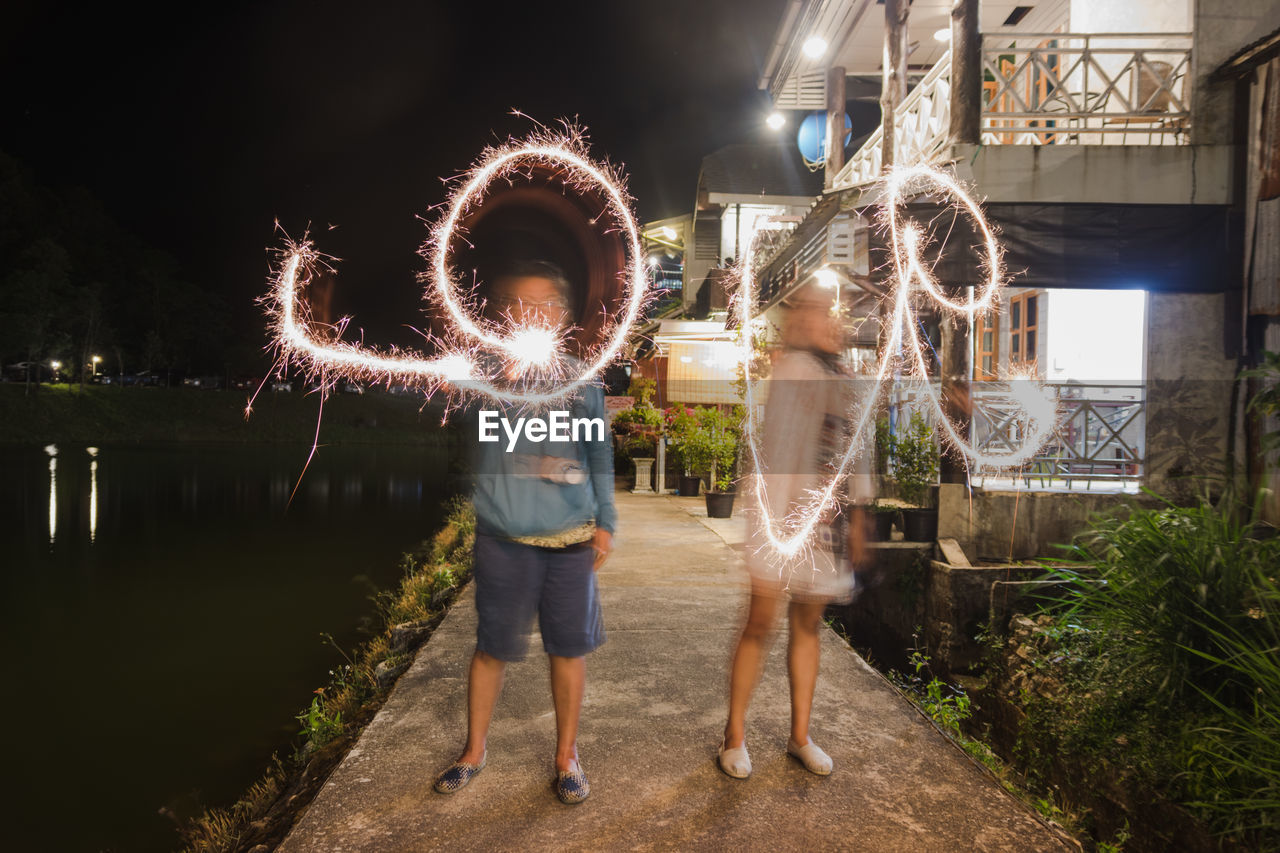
[2, 0, 789, 350]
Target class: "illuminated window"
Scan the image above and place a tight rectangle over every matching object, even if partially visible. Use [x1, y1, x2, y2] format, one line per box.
[975, 309, 999, 381]
[1009, 291, 1039, 371]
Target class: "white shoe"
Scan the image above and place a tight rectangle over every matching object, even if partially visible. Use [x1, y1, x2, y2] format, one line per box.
[787, 737, 833, 775]
[718, 740, 751, 779]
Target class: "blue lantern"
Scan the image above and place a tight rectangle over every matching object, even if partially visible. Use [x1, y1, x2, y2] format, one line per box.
[797, 111, 852, 168]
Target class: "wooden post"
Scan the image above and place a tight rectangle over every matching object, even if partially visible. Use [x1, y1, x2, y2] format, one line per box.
[939, 299, 971, 485]
[881, 0, 909, 171]
[949, 0, 981, 144]
[824, 65, 847, 190]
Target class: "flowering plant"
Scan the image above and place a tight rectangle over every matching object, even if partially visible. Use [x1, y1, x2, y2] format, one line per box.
[663, 404, 699, 474]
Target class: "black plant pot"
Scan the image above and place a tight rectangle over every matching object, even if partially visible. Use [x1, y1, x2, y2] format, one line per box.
[705, 490, 736, 518]
[872, 511, 897, 542]
[678, 475, 702, 497]
[900, 508, 938, 542]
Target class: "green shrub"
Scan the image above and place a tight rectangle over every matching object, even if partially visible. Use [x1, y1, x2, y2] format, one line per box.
[1034, 489, 1280, 844]
[681, 405, 741, 491]
[1049, 491, 1279, 708]
[663, 404, 699, 474]
[1239, 349, 1280, 458]
[891, 412, 938, 507]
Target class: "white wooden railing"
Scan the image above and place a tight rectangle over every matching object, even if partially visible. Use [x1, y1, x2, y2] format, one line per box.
[835, 53, 953, 188]
[982, 33, 1192, 146]
[831, 33, 1193, 191]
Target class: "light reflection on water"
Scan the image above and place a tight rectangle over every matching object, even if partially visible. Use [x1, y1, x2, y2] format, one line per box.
[42, 444, 105, 545]
[44, 443, 57, 545]
[31, 444, 452, 548]
[87, 446, 98, 543]
[2, 441, 460, 853]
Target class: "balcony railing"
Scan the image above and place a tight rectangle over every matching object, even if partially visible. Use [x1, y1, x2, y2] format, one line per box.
[982, 33, 1192, 146]
[972, 382, 1145, 489]
[831, 33, 1193, 191]
[890, 382, 1146, 491]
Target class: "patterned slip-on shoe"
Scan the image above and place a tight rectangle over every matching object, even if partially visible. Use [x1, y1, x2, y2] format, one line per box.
[433, 753, 486, 794]
[554, 766, 590, 804]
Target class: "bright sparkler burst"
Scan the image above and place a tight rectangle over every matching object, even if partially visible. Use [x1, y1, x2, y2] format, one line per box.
[261, 127, 649, 410]
[733, 164, 1059, 566]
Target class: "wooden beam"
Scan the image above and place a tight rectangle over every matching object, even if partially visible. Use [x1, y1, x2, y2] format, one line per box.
[939, 303, 971, 485]
[949, 0, 981, 145]
[881, 0, 909, 171]
[825, 65, 847, 190]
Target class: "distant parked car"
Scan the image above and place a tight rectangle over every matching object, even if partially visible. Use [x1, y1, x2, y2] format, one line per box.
[271, 380, 293, 392]
[182, 376, 224, 390]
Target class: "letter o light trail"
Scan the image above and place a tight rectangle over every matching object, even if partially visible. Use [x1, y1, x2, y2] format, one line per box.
[733, 164, 1058, 566]
[264, 130, 649, 409]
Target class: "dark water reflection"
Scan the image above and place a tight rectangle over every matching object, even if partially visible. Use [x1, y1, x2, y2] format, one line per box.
[0, 442, 460, 852]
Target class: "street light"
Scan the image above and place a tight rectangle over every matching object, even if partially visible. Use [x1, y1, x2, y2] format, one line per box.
[50, 360, 62, 382]
[813, 268, 840, 311]
[91, 355, 101, 376]
[802, 36, 827, 59]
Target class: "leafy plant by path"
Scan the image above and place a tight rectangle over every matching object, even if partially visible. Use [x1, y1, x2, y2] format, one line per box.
[888, 630, 972, 737]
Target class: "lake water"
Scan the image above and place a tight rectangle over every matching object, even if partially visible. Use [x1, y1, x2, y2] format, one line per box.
[0, 442, 460, 852]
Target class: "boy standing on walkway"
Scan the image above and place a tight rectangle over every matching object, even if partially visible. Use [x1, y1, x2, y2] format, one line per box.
[433, 259, 617, 804]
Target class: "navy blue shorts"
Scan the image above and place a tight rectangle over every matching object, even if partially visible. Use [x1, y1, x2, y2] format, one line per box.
[472, 530, 605, 662]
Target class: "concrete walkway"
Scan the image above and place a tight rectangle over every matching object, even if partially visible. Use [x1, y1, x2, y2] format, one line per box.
[279, 491, 1078, 852]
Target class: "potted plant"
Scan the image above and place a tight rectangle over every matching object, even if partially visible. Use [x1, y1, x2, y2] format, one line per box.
[694, 405, 741, 518]
[664, 404, 702, 496]
[870, 501, 901, 541]
[892, 412, 940, 542]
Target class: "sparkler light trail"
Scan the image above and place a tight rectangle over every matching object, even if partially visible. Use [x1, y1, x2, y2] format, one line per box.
[260, 126, 649, 410]
[733, 164, 1059, 566]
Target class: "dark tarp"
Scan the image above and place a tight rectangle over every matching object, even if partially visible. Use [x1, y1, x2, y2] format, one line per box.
[894, 202, 1239, 293]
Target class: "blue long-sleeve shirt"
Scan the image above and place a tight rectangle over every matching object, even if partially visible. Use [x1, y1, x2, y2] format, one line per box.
[465, 382, 617, 540]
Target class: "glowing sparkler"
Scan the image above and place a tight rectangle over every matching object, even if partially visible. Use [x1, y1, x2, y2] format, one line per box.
[261, 127, 649, 409]
[733, 164, 1059, 567]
